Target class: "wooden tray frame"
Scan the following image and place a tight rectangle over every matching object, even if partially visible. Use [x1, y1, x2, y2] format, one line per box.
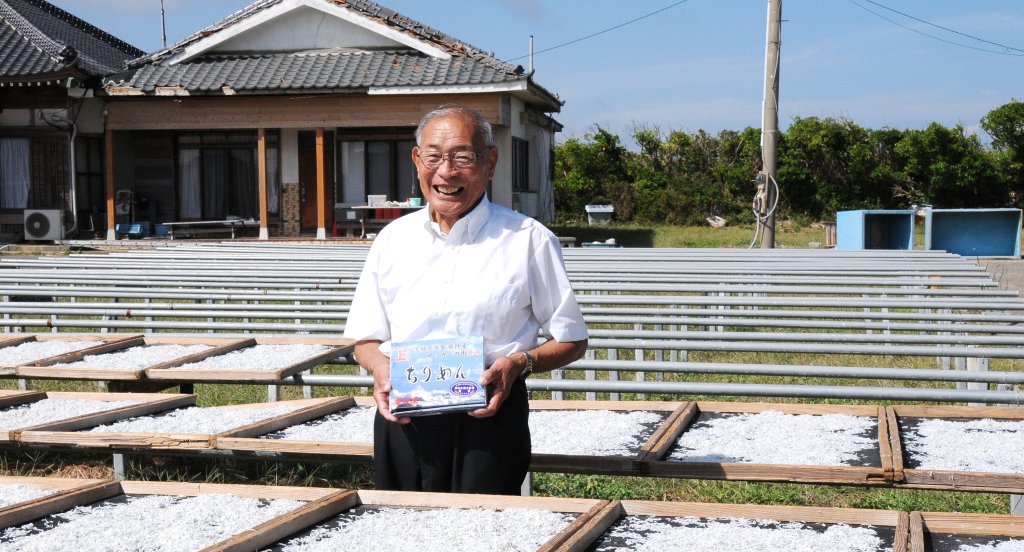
[0, 476, 120, 529]
[215, 396, 374, 462]
[528, 400, 689, 475]
[909, 511, 1024, 552]
[558, 499, 910, 552]
[15, 336, 254, 381]
[889, 405, 1024, 493]
[0, 335, 37, 375]
[2, 391, 194, 442]
[645, 401, 895, 485]
[328, 489, 610, 552]
[19, 396, 352, 451]
[145, 336, 353, 382]
[0, 480, 352, 551]
[0, 334, 142, 371]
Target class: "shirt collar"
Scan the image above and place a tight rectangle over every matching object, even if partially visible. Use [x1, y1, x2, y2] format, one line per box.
[423, 195, 492, 242]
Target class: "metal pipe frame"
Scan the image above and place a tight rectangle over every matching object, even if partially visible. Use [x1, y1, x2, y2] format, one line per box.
[278, 373, 1023, 405]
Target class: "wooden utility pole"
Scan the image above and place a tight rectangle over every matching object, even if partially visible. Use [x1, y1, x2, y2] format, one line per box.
[760, 0, 782, 248]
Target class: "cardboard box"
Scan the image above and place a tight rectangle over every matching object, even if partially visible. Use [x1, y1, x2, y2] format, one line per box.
[389, 337, 487, 416]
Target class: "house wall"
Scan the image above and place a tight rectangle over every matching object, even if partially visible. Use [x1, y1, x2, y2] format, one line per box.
[102, 92, 559, 234]
[215, 6, 403, 52]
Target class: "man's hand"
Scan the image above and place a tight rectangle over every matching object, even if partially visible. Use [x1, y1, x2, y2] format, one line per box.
[355, 340, 410, 425]
[469, 353, 523, 418]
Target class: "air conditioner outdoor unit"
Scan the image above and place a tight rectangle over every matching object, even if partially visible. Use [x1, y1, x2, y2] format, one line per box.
[23, 209, 64, 241]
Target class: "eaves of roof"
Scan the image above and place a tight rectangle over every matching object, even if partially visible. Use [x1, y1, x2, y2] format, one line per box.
[105, 49, 562, 110]
[0, 0, 143, 85]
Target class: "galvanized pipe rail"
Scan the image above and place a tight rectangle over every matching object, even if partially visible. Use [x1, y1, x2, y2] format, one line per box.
[0, 270, 997, 290]
[274, 373, 1023, 405]
[4, 303, 1021, 336]
[2, 278, 1015, 297]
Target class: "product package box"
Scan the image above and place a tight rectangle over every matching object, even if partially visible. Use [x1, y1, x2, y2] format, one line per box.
[389, 336, 487, 417]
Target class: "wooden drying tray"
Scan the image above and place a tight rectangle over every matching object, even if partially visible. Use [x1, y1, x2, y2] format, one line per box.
[0, 479, 351, 551]
[322, 489, 610, 552]
[528, 399, 689, 476]
[0, 334, 143, 373]
[0, 390, 47, 410]
[144, 336, 354, 382]
[15, 335, 252, 381]
[889, 405, 1024, 493]
[1, 391, 194, 443]
[215, 396, 374, 463]
[909, 511, 1024, 552]
[0, 476, 120, 529]
[19, 396, 352, 452]
[0, 335, 35, 375]
[559, 499, 910, 552]
[644, 401, 895, 486]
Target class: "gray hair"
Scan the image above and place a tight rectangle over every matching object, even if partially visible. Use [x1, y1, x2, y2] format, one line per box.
[415, 104, 494, 148]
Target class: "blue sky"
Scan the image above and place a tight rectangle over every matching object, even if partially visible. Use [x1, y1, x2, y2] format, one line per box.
[53, 0, 1024, 145]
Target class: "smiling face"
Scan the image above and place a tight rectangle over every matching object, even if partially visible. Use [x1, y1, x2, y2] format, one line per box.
[413, 114, 497, 234]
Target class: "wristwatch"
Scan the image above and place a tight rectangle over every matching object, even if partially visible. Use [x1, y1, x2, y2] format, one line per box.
[519, 351, 534, 380]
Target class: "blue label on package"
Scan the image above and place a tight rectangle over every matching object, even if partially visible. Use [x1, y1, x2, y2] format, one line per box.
[389, 336, 487, 417]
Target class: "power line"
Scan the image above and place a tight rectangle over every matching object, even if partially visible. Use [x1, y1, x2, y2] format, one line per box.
[507, 0, 691, 62]
[848, 0, 1024, 57]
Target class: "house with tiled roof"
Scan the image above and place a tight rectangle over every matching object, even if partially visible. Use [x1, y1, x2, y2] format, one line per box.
[0, 0, 143, 240]
[101, 0, 564, 239]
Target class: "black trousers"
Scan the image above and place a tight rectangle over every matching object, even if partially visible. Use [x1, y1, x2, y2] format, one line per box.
[373, 378, 530, 495]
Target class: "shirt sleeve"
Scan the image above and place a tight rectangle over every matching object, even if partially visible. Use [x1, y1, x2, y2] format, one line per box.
[528, 231, 589, 343]
[343, 239, 392, 343]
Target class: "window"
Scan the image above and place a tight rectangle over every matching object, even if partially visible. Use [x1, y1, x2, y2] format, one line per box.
[512, 137, 530, 192]
[338, 139, 416, 203]
[176, 132, 279, 220]
[74, 136, 103, 213]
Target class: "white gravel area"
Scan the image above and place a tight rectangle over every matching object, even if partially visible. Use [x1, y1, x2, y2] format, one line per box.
[0, 493, 304, 551]
[902, 418, 1024, 473]
[593, 516, 889, 552]
[164, 344, 332, 371]
[0, 399, 141, 429]
[272, 507, 573, 551]
[529, 409, 665, 456]
[270, 406, 374, 443]
[48, 345, 211, 371]
[0, 485, 57, 509]
[89, 405, 301, 435]
[0, 341, 104, 366]
[669, 411, 877, 466]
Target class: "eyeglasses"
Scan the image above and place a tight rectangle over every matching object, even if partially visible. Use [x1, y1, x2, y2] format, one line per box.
[417, 148, 490, 170]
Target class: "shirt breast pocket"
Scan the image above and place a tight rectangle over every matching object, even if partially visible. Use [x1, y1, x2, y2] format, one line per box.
[453, 284, 524, 345]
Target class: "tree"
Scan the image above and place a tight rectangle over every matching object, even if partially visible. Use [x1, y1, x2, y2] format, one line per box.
[553, 127, 631, 221]
[981, 100, 1024, 207]
[894, 123, 1006, 208]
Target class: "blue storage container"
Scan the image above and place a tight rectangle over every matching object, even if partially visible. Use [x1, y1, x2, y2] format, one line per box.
[836, 210, 915, 250]
[925, 208, 1022, 258]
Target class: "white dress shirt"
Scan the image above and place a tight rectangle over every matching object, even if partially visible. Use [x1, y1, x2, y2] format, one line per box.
[343, 196, 588, 365]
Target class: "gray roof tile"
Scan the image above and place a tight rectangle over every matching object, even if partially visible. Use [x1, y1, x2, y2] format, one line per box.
[113, 0, 537, 97]
[0, 0, 143, 83]
[114, 49, 524, 93]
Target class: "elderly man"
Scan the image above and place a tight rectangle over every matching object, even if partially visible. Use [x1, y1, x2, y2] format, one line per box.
[343, 104, 588, 494]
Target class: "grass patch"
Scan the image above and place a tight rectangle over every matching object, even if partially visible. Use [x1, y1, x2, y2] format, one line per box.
[533, 474, 1009, 514]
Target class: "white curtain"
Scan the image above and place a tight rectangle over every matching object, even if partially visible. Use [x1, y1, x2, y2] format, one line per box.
[0, 138, 30, 209]
[178, 149, 201, 219]
[341, 141, 366, 203]
[267, 143, 280, 214]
